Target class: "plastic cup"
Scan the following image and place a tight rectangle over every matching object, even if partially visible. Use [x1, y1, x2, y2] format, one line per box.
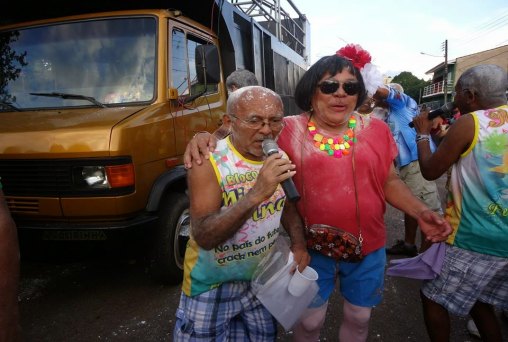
[288, 266, 318, 297]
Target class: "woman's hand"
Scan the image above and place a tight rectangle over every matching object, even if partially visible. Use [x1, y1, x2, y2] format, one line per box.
[184, 132, 218, 168]
[417, 210, 452, 242]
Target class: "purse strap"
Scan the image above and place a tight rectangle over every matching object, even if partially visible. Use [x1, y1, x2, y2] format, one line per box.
[351, 133, 363, 245]
[301, 114, 363, 244]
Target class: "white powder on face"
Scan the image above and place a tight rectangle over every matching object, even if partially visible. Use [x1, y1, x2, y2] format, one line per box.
[229, 86, 283, 116]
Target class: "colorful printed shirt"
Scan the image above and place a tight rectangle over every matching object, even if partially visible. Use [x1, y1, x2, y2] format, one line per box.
[445, 105, 508, 257]
[277, 114, 398, 255]
[182, 136, 286, 297]
[385, 88, 436, 167]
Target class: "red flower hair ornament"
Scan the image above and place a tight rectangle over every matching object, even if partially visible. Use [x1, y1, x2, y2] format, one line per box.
[336, 44, 372, 70]
[336, 43, 383, 96]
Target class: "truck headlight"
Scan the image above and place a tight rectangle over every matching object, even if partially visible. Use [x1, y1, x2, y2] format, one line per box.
[82, 166, 108, 187]
[73, 163, 135, 190]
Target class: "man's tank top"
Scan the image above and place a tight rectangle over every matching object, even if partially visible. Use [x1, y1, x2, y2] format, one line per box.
[182, 137, 286, 296]
[446, 105, 508, 257]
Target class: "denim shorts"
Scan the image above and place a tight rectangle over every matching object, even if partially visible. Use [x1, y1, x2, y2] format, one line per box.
[308, 248, 386, 308]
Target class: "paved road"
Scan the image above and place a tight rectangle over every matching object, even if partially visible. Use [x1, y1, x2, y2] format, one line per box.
[18, 176, 508, 341]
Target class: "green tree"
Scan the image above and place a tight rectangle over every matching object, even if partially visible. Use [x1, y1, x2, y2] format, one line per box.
[0, 30, 27, 105]
[391, 71, 430, 104]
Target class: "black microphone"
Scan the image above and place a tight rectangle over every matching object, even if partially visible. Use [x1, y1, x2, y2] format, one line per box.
[409, 102, 455, 128]
[262, 139, 301, 202]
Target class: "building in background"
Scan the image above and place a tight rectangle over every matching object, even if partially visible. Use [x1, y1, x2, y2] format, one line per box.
[420, 44, 508, 110]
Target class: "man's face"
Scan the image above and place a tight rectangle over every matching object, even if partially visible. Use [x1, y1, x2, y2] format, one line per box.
[228, 89, 284, 161]
[453, 84, 471, 114]
[227, 84, 239, 95]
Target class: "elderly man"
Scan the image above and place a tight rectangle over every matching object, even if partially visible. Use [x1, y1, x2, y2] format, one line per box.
[413, 64, 508, 341]
[374, 83, 443, 256]
[174, 86, 309, 341]
[0, 178, 21, 341]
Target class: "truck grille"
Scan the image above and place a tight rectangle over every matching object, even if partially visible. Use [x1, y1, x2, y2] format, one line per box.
[0, 160, 73, 197]
[5, 198, 39, 214]
[0, 157, 134, 197]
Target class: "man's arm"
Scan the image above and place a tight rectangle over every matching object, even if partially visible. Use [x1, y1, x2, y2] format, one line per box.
[373, 86, 408, 111]
[383, 165, 452, 242]
[281, 201, 310, 271]
[413, 111, 475, 180]
[0, 190, 21, 341]
[189, 153, 296, 250]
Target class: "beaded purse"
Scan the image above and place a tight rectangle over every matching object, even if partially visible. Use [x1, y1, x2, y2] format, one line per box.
[305, 224, 363, 262]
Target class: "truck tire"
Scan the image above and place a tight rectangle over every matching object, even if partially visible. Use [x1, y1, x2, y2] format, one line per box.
[150, 192, 190, 284]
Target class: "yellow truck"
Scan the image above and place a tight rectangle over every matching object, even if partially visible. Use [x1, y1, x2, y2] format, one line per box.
[0, 0, 309, 283]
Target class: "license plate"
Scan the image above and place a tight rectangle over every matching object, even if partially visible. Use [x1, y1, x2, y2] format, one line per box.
[42, 230, 107, 241]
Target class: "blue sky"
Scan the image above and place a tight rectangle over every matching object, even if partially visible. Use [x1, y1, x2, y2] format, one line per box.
[288, 0, 508, 79]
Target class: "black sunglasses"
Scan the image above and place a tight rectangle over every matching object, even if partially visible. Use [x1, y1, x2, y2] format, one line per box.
[318, 80, 360, 96]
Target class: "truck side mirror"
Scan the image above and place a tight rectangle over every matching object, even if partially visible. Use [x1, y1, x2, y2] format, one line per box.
[195, 45, 220, 84]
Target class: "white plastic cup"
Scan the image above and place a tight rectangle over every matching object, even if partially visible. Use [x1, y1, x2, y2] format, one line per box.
[288, 266, 318, 297]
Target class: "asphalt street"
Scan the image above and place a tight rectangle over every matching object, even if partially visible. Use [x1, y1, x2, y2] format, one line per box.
[18, 175, 508, 341]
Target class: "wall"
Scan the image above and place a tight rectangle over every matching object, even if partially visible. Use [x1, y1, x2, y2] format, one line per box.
[454, 45, 508, 83]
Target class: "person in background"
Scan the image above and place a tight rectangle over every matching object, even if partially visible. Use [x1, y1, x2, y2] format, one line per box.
[183, 44, 452, 341]
[174, 86, 310, 341]
[413, 64, 508, 342]
[356, 96, 376, 117]
[428, 105, 462, 146]
[214, 69, 259, 139]
[356, 96, 387, 121]
[374, 83, 443, 256]
[0, 178, 21, 341]
[226, 69, 259, 94]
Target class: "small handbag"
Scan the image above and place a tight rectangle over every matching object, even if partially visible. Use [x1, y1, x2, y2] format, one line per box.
[301, 115, 364, 262]
[305, 223, 363, 262]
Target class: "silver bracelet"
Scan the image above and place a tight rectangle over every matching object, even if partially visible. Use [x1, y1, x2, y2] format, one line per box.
[416, 134, 430, 143]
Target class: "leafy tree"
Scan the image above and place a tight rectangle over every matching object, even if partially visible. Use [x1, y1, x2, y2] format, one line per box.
[0, 30, 27, 105]
[391, 71, 430, 104]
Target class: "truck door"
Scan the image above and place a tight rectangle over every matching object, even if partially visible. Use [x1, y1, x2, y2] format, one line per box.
[168, 23, 224, 155]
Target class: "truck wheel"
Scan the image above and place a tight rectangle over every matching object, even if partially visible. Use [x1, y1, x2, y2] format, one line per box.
[150, 192, 190, 284]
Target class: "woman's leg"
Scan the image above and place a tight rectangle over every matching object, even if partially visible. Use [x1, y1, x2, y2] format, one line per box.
[338, 299, 372, 342]
[338, 248, 385, 342]
[291, 302, 328, 342]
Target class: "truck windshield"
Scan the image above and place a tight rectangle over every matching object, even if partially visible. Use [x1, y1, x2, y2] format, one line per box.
[0, 17, 156, 109]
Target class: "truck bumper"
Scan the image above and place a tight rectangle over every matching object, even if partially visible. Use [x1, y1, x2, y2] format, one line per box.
[14, 214, 158, 241]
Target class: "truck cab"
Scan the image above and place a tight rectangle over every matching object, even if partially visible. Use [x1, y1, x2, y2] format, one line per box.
[0, 1, 310, 283]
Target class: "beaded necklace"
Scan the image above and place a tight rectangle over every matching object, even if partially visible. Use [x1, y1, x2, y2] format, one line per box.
[307, 117, 357, 158]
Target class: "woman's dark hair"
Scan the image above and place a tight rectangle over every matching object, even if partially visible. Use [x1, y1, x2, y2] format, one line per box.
[294, 55, 367, 111]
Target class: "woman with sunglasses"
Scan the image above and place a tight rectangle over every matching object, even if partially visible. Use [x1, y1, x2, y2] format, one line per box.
[183, 44, 452, 341]
[277, 45, 452, 342]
